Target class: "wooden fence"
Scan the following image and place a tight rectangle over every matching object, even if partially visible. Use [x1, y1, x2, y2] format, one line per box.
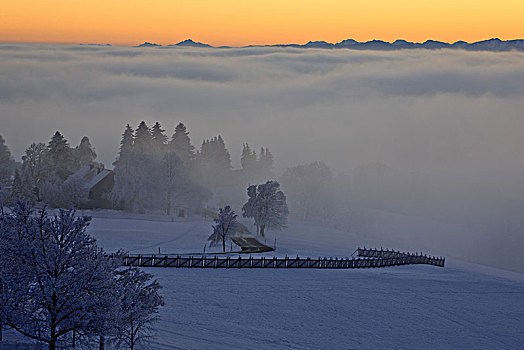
[121, 247, 445, 269]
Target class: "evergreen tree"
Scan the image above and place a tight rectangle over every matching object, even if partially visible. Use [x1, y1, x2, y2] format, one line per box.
[150, 122, 167, 155]
[111, 125, 136, 209]
[47, 131, 75, 180]
[258, 147, 274, 174]
[133, 121, 152, 152]
[241, 144, 257, 172]
[169, 122, 195, 165]
[0, 135, 14, 188]
[75, 136, 97, 168]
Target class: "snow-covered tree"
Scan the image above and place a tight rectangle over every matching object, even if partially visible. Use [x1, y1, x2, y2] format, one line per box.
[0, 135, 14, 189]
[0, 203, 120, 350]
[151, 122, 168, 155]
[134, 121, 152, 152]
[258, 147, 273, 175]
[242, 181, 289, 237]
[208, 205, 238, 252]
[75, 136, 97, 168]
[111, 125, 135, 209]
[169, 122, 195, 165]
[61, 173, 89, 208]
[241, 143, 257, 172]
[162, 151, 184, 215]
[21, 142, 48, 201]
[46, 131, 75, 180]
[115, 268, 164, 350]
[194, 135, 232, 186]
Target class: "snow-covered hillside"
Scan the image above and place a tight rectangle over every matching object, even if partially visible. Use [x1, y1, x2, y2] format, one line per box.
[89, 214, 524, 349]
[3, 212, 523, 349]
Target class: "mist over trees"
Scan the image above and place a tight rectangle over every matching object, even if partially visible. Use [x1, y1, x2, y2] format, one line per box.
[1, 132, 98, 208]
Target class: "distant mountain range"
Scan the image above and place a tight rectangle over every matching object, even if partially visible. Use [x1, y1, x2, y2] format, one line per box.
[136, 38, 524, 51]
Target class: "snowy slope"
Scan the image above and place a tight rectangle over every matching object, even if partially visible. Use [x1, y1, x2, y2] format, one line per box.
[86, 214, 524, 349]
[3, 213, 524, 349]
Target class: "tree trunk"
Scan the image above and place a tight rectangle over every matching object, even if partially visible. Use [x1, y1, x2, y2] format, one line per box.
[260, 225, 265, 237]
[99, 335, 105, 350]
[166, 191, 171, 215]
[49, 339, 56, 350]
[222, 239, 226, 253]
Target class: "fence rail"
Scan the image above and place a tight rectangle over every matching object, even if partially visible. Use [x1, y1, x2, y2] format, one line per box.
[121, 248, 445, 269]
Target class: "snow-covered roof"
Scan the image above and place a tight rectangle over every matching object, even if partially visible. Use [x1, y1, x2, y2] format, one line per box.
[66, 165, 113, 190]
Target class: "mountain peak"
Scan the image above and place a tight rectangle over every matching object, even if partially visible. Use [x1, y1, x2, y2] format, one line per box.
[136, 42, 161, 47]
[172, 39, 212, 48]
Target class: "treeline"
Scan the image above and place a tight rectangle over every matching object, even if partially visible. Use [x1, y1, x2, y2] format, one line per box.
[110, 121, 273, 213]
[0, 133, 98, 207]
[0, 122, 275, 212]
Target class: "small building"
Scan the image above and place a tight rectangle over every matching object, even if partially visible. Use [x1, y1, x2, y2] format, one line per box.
[66, 163, 114, 208]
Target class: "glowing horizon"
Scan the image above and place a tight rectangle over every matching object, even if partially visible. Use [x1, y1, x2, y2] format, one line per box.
[1, 0, 523, 46]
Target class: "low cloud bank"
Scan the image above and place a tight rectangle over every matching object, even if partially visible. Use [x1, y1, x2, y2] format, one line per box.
[1, 44, 523, 271]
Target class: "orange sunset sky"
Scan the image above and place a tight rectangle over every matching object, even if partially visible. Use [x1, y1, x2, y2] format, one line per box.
[1, 0, 523, 46]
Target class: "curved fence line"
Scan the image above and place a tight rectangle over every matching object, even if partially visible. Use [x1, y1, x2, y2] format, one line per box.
[121, 247, 445, 269]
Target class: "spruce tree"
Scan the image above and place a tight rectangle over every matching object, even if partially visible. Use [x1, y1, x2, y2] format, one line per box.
[134, 121, 152, 152]
[169, 122, 195, 165]
[111, 125, 135, 209]
[241, 144, 257, 172]
[258, 147, 274, 174]
[151, 122, 167, 155]
[47, 131, 75, 180]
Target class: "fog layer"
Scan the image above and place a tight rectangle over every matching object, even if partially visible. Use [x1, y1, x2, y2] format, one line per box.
[1, 44, 523, 271]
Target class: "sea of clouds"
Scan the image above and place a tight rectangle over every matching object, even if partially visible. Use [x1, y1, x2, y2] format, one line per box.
[1, 44, 523, 270]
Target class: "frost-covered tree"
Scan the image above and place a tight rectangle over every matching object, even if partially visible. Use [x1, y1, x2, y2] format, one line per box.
[151, 122, 168, 155]
[134, 121, 152, 152]
[46, 131, 75, 180]
[21, 142, 48, 201]
[9, 169, 35, 204]
[111, 125, 135, 209]
[242, 181, 289, 237]
[162, 151, 184, 215]
[242, 184, 258, 233]
[0, 135, 14, 189]
[240, 144, 257, 172]
[61, 173, 89, 208]
[208, 205, 238, 252]
[258, 147, 273, 175]
[169, 122, 195, 165]
[115, 268, 164, 350]
[0, 203, 120, 350]
[74, 136, 97, 168]
[194, 135, 232, 186]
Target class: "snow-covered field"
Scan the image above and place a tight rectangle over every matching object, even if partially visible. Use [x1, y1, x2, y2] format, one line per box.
[4, 212, 524, 349]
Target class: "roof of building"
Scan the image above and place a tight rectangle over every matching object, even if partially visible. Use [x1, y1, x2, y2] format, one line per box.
[66, 165, 113, 190]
